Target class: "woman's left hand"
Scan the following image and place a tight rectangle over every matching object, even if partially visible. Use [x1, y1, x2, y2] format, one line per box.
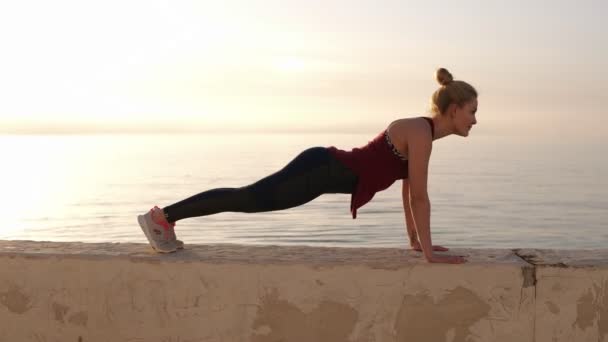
[410, 240, 449, 252]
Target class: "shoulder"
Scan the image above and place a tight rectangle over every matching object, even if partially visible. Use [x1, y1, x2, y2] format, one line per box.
[403, 117, 433, 142]
[390, 116, 429, 126]
[387, 116, 432, 152]
[389, 116, 429, 132]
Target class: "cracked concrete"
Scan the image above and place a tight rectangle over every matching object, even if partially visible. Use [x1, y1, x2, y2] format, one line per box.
[511, 248, 608, 342]
[0, 240, 607, 341]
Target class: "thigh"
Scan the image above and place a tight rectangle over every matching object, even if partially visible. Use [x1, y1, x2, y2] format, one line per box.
[244, 147, 354, 210]
[325, 153, 358, 194]
[253, 146, 358, 194]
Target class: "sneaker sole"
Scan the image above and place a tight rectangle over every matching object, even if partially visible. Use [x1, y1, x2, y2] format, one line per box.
[137, 215, 177, 253]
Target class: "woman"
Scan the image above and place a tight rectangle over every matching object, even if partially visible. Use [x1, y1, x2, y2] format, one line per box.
[138, 68, 477, 264]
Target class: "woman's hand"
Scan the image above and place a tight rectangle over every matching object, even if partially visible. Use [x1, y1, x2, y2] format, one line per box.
[410, 241, 466, 263]
[410, 240, 450, 252]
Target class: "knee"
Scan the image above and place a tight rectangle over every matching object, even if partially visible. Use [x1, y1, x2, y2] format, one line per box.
[240, 185, 276, 212]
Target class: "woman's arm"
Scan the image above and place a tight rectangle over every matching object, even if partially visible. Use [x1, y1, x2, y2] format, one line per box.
[404, 179, 451, 252]
[402, 180, 418, 246]
[407, 123, 434, 260]
[406, 120, 465, 264]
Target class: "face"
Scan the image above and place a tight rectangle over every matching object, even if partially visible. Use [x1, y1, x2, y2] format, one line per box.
[450, 98, 478, 137]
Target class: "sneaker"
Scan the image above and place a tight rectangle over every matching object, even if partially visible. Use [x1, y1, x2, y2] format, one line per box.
[137, 207, 178, 253]
[167, 222, 185, 249]
[152, 206, 184, 249]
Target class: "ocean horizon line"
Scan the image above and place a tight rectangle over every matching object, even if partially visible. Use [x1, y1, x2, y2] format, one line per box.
[0, 129, 374, 136]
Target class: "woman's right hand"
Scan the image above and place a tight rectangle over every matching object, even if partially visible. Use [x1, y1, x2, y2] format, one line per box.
[426, 254, 467, 264]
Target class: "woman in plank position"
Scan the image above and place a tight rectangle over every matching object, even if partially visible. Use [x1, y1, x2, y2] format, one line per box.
[138, 67, 477, 264]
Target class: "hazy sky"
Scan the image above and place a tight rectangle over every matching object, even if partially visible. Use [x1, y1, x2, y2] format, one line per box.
[0, 0, 606, 138]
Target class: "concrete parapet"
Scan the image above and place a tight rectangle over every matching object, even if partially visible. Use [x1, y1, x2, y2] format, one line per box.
[0, 240, 606, 342]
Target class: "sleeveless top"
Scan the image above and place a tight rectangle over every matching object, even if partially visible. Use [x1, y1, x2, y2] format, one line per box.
[327, 117, 435, 219]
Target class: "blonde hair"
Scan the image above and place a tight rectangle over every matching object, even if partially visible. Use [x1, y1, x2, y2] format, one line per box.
[430, 68, 478, 116]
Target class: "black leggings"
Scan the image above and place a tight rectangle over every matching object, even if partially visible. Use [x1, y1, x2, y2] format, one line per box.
[163, 147, 358, 223]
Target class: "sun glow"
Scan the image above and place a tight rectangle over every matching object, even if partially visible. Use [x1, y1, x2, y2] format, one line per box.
[0, 1, 604, 138]
[274, 57, 307, 73]
[0, 136, 64, 237]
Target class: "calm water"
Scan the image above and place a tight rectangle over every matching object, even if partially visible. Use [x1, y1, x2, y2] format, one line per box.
[1, 133, 606, 249]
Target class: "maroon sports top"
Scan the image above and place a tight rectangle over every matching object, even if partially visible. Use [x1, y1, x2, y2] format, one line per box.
[327, 117, 434, 218]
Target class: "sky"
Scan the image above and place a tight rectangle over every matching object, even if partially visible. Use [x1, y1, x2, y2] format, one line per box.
[0, 0, 606, 138]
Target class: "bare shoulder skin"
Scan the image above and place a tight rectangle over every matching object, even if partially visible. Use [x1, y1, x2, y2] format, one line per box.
[386, 117, 433, 159]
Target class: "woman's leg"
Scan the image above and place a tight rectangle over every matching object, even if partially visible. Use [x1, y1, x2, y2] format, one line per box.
[162, 147, 357, 223]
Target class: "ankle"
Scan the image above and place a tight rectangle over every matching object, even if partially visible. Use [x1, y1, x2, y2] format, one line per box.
[151, 207, 169, 225]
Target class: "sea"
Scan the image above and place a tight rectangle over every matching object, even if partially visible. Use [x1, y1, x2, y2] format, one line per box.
[1, 132, 606, 250]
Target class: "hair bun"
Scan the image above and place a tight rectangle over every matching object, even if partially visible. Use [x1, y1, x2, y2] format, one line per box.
[435, 68, 453, 86]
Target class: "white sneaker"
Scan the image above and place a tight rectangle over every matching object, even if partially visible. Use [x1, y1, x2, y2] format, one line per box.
[154, 206, 184, 249]
[167, 223, 185, 250]
[137, 207, 178, 253]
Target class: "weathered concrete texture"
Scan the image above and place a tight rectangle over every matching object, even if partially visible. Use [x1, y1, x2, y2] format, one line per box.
[515, 249, 608, 342]
[0, 241, 599, 342]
